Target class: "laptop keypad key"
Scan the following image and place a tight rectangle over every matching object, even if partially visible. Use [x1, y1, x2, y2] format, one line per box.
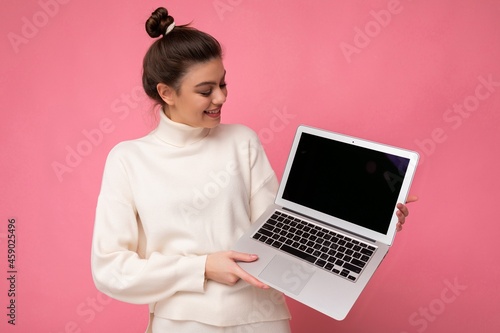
[343, 262, 362, 274]
[253, 211, 377, 282]
[262, 223, 274, 231]
[271, 241, 282, 248]
[280, 244, 316, 264]
[360, 248, 374, 256]
[351, 258, 367, 268]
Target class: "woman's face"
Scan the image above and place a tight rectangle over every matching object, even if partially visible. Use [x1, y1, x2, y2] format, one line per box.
[163, 58, 227, 128]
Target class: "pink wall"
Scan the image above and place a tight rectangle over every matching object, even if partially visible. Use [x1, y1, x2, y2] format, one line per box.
[1, 0, 499, 332]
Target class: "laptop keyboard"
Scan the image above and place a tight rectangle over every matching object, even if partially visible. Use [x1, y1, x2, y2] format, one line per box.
[252, 211, 377, 282]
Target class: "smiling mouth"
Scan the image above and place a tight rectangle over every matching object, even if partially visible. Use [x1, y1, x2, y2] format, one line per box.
[204, 109, 221, 118]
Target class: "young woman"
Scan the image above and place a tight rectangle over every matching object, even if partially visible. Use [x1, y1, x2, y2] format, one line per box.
[91, 7, 416, 333]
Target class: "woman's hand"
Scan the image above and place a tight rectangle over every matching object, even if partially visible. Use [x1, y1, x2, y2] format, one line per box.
[205, 251, 269, 289]
[205, 196, 419, 289]
[396, 195, 418, 232]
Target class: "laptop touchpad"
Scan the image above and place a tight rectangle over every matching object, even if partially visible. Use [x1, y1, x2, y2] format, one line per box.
[259, 255, 316, 295]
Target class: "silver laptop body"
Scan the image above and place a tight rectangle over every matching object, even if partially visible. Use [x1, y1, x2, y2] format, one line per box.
[234, 125, 419, 320]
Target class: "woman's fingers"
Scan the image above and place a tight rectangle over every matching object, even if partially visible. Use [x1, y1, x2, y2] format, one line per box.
[228, 251, 269, 288]
[205, 251, 269, 289]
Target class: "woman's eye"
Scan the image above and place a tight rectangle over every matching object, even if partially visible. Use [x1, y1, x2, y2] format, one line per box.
[199, 83, 226, 97]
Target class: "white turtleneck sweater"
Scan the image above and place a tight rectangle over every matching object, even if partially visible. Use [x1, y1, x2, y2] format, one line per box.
[91, 111, 291, 327]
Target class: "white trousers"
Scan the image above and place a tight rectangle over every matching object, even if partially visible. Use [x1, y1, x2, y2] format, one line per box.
[151, 317, 291, 333]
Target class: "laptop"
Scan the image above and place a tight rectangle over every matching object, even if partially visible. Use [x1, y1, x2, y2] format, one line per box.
[233, 125, 419, 320]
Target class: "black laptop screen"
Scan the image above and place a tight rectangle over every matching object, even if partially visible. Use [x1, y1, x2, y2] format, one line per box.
[282, 132, 410, 234]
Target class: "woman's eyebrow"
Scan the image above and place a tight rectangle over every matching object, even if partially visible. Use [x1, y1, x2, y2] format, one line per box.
[195, 81, 217, 87]
[194, 71, 226, 87]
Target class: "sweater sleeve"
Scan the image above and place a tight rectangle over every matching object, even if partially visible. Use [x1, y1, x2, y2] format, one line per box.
[246, 133, 279, 224]
[91, 146, 206, 305]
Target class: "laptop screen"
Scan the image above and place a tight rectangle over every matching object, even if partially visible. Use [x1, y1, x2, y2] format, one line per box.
[282, 132, 410, 234]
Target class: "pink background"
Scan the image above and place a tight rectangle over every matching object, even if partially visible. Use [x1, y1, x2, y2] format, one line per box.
[1, 0, 499, 332]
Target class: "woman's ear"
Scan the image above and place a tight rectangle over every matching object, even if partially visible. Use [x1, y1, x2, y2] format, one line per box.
[157, 83, 175, 106]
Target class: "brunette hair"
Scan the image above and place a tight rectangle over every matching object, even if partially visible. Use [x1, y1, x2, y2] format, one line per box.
[142, 7, 223, 105]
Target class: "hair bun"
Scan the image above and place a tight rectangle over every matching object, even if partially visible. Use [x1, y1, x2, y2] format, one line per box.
[145, 7, 175, 38]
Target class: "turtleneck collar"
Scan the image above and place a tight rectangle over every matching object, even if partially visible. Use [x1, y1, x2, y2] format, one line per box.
[153, 110, 211, 148]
